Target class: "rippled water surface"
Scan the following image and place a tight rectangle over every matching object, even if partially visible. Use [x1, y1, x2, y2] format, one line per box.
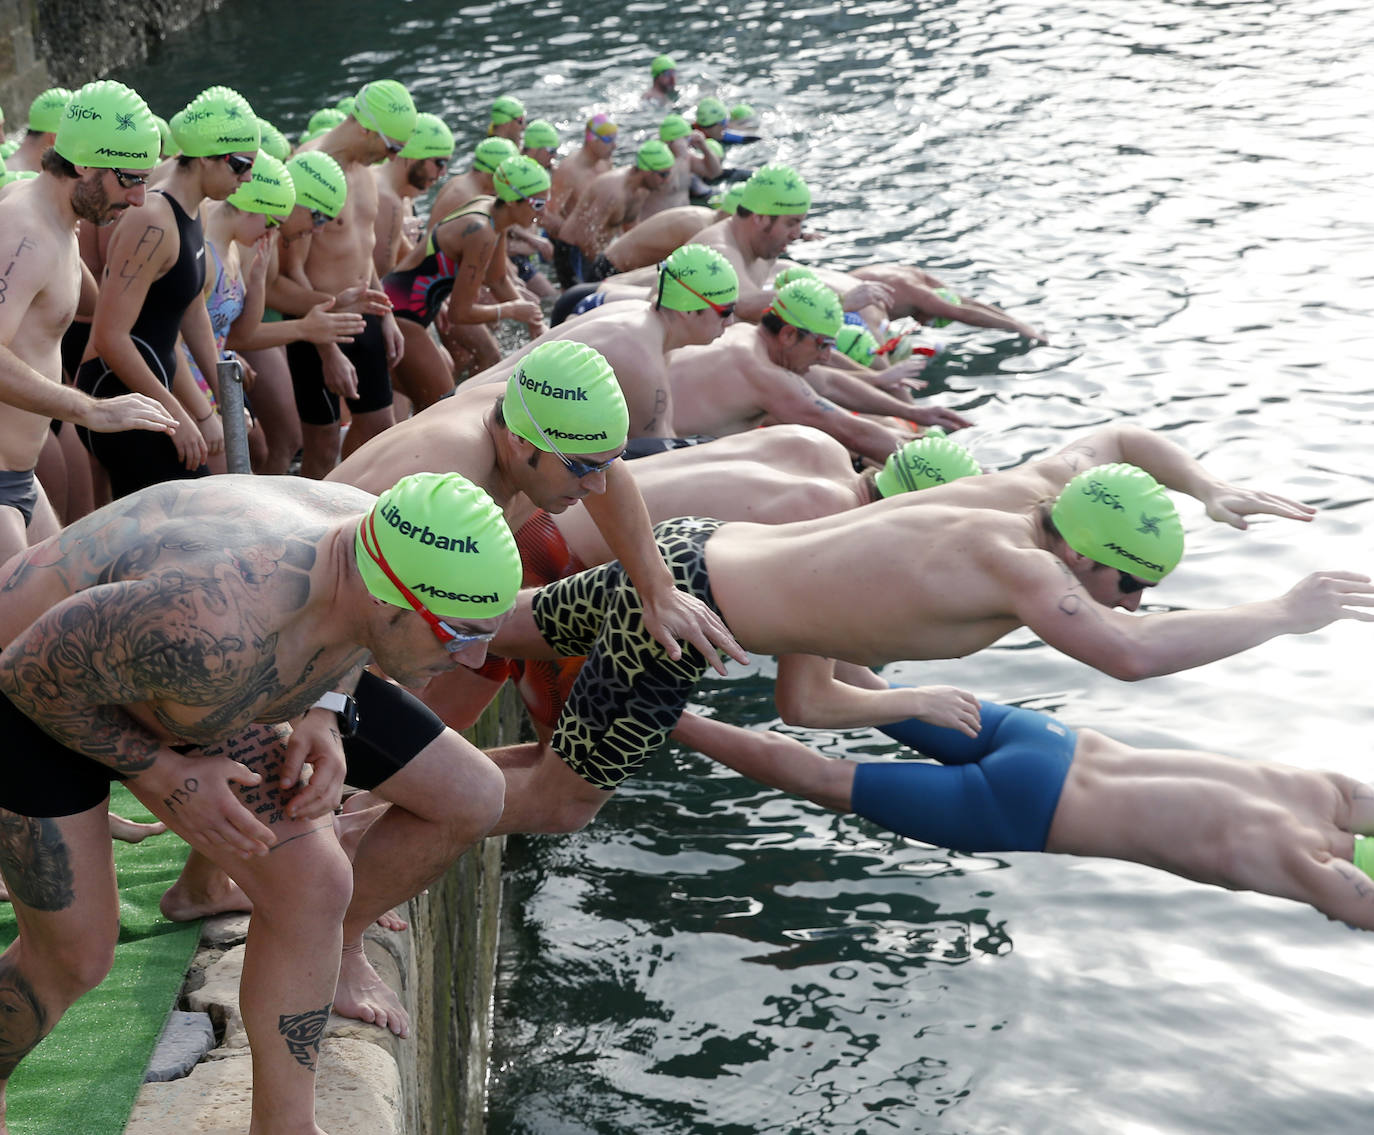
[121, 1, 1374, 1131]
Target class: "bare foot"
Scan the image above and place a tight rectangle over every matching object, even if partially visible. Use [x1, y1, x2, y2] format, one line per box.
[376, 907, 409, 933]
[160, 872, 252, 922]
[109, 812, 168, 843]
[334, 941, 410, 1037]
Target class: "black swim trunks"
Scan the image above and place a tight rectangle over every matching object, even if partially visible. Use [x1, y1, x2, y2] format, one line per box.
[531, 516, 725, 789]
[286, 312, 393, 427]
[0, 469, 40, 527]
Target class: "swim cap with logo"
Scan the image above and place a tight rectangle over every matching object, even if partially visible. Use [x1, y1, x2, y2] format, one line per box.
[55, 80, 161, 170]
[257, 118, 290, 162]
[522, 119, 559, 151]
[770, 278, 842, 338]
[694, 97, 727, 127]
[504, 341, 629, 456]
[352, 79, 417, 144]
[772, 264, 818, 291]
[228, 151, 295, 217]
[636, 138, 674, 172]
[585, 113, 617, 141]
[709, 182, 746, 214]
[659, 114, 691, 142]
[152, 114, 174, 158]
[657, 245, 739, 313]
[835, 325, 880, 367]
[493, 155, 551, 203]
[874, 436, 981, 498]
[286, 150, 347, 218]
[741, 163, 810, 216]
[28, 87, 73, 134]
[473, 136, 519, 173]
[490, 96, 527, 126]
[651, 55, 677, 77]
[1051, 463, 1184, 584]
[356, 472, 521, 620]
[930, 286, 961, 328]
[175, 85, 259, 157]
[400, 113, 454, 160]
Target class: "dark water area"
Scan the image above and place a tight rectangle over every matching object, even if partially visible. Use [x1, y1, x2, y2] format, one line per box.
[118, 1, 1374, 1132]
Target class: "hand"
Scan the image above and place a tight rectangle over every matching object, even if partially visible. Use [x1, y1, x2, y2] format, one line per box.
[1203, 483, 1317, 530]
[320, 343, 359, 400]
[641, 586, 748, 675]
[230, 351, 257, 392]
[909, 405, 974, 432]
[300, 297, 365, 345]
[501, 299, 542, 324]
[169, 404, 210, 469]
[382, 314, 405, 366]
[435, 297, 451, 335]
[1016, 322, 1050, 344]
[197, 408, 225, 457]
[1280, 571, 1374, 633]
[79, 392, 178, 434]
[129, 749, 274, 857]
[843, 281, 894, 312]
[333, 284, 392, 317]
[248, 236, 271, 285]
[402, 214, 424, 243]
[869, 358, 927, 392]
[280, 708, 349, 820]
[903, 685, 982, 737]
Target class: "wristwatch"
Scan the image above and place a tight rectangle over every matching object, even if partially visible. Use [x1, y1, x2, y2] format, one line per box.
[311, 691, 359, 738]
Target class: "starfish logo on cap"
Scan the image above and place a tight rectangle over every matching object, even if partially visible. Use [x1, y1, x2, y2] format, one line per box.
[115, 112, 135, 132]
[1138, 513, 1162, 537]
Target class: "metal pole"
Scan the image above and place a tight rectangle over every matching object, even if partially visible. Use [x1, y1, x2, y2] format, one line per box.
[216, 356, 251, 475]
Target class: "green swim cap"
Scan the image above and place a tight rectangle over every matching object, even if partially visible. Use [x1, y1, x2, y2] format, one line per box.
[257, 118, 290, 163]
[175, 85, 259, 157]
[703, 138, 724, 160]
[771, 278, 842, 338]
[771, 264, 818, 290]
[356, 472, 521, 620]
[0, 169, 37, 188]
[522, 119, 559, 151]
[490, 95, 526, 126]
[695, 97, 727, 128]
[874, 436, 981, 498]
[400, 113, 454, 160]
[1051, 464, 1184, 584]
[709, 182, 746, 214]
[741, 163, 810, 216]
[636, 138, 674, 172]
[286, 150, 347, 218]
[0, 139, 18, 161]
[930, 286, 961, 328]
[657, 245, 739, 313]
[651, 55, 677, 77]
[729, 102, 757, 124]
[335, 96, 356, 117]
[504, 341, 629, 456]
[228, 151, 295, 217]
[835, 325, 879, 367]
[1354, 835, 1374, 882]
[305, 107, 345, 139]
[55, 80, 161, 170]
[493, 155, 551, 203]
[473, 136, 519, 174]
[659, 114, 690, 142]
[28, 87, 73, 134]
[352, 79, 417, 144]
[152, 114, 174, 159]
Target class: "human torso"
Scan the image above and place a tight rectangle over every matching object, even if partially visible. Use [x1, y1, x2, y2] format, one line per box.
[668, 324, 777, 437]
[128, 190, 206, 378]
[304, 157, 381, 293]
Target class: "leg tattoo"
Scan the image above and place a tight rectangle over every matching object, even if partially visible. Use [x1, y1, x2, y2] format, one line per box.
[279, 1003, 331, 1071]
[0, 958, 48, 1080]
[0, 813, 75, 912]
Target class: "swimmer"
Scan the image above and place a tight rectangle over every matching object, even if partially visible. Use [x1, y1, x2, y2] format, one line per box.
[372, 112, 455, 277]
[645, 54, 679, 104]
[639, 113, 723, 221]
[508, 119, 560, 299]
[597, 204, 722, 276]
[487, 94, 526, 144]
[283, 79, 417, 477]
[3, 87, 71, 172]
[547, 114, 617, 286]
[848, 260, 1048, 343]
[0, 472, 517, 1131]
[420, 136, 518, 246]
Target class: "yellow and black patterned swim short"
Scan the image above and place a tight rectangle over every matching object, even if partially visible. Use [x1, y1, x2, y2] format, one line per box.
[530, 516, 725, 789]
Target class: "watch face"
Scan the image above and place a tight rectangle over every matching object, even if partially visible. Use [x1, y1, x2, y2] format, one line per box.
[338, 698, 359, 738]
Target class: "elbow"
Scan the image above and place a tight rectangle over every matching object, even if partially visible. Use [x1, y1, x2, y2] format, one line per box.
[1097, 652, 1154, 683]
[775, 687, 823, 728]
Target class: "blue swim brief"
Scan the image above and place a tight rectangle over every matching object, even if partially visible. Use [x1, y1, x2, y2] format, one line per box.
[849, 700, 1076, 853]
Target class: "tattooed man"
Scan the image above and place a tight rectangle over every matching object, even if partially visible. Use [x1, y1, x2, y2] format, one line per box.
[0, 472, 517, 1135]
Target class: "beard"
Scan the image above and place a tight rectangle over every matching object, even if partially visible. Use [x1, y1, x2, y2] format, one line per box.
[71, 172, 121, 225]
[406, 163, 433, 191]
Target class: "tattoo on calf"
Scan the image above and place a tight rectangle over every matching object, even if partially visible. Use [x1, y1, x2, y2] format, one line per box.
[279, 1004, 331, 1070]
[0, 958, 49, 1079]
[0, 814, 75, 911]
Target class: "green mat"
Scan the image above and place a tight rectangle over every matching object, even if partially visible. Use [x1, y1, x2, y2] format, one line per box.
[0, 785, 202, 1135]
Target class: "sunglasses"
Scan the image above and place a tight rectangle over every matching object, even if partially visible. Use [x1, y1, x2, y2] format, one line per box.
[1117, 570, 1153, 595]
[523, 195, 547, 211]
[111, 168, 149, 189]
[808, 330, 837, 349]
[379, 133, 405, 156]
[309, 208, 331, 227]
[264, 214, 282, 229]
[220, 153, 256, 176]
[432, 157, 449, 171]
[358, 510, 499, 654]
[657, 264, 736, 318]
[513, 377, 621, 478]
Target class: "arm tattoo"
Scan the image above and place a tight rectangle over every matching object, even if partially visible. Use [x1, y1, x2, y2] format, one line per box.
[0, 236, 38, 305]
[117, 225, 166, 293]
[0, 813, 75, 911]
[279, 1004, 331, 1070]
[0, 957, 49, 1079]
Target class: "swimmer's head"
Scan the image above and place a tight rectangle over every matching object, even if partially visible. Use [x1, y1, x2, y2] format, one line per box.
[490, 95, 527, 127]
[28, 87, 73, 135]
[929, 286, 961, 328]
[703, 138, 724, 161]
[228, 151, 295, 219]
[355, 473, 521, 621]
[709, 182, 746, 214]
[473, 136, 519, 174]
[152, 115, 175, 159]
[651, 55, 677, 79]
[585, 113, 617, 146]
[352, 79, 418, 148]
[740, 163, 810, 216]
[635, 138, 674, 172]
[772, 265, 818, 291]
[55, 80, 161, 170]
[835, 325, 880, 367]
[492, 154, 551, 204]
[769, 278, 842, 339]
[657, 245, 739, 314]
[335, 95, 356, 117]
[256, 118, 290, 163]
[285, 150, 347, 218]
[400, 113, 455, 161]
[729, 102, 758, 126]
[659, 114, 691, 143]
[174, 85, 259, 157]
[303, 106, 345, 142]
[694, 97, 728, 128]
[1051, 464, 1184, 584]
[874, 436, 981, 498]
[504, 341, 629, 457]
[522, 119, 559, 153]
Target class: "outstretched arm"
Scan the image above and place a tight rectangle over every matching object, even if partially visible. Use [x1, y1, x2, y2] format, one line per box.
[774, 653, 981, 735]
